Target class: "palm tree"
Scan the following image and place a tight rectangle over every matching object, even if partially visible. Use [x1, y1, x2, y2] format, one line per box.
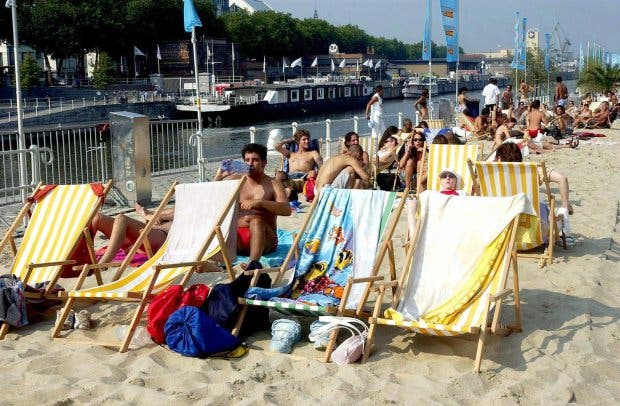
[578, 62, 620, 94]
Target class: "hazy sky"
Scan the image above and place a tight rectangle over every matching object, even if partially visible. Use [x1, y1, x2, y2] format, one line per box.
[265, 0, 615, 55]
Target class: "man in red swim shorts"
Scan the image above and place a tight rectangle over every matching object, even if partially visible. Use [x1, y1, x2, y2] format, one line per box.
[215, 143, 291, 270]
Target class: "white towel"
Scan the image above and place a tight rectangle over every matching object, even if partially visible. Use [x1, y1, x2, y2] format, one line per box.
[398, 191, 534, 320]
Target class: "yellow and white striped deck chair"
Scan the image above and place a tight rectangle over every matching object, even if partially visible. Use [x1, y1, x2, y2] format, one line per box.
[470, 161, 563, 267]
[52, 179, 244, 352]
[0, 181, 112, 339]
[364, 191, 534, 372]
[426, 144, 479, 194]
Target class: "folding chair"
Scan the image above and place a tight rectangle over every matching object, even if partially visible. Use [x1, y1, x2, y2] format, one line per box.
[0, 181, 112, 339]
[52, 179, 244, 352]
[426, 144, 479, 194]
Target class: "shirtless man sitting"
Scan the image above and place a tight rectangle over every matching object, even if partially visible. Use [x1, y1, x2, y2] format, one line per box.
[525, 100, 577, 153]
[585, 101, 610, 128]
[275, 129, 323, 184]
[215, 143, 291, 270]
[315, 145, 370, 193]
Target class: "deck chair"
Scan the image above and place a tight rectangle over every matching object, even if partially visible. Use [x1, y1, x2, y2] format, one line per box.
[424, 118, 444, 129]
[232, 187, 407, 361]
[469, 161, 565, 267]
[52, 179, 244, 352]
[0, 181, 112, 339]
[426, 144, 479, 194]
[364, 191, 535, 372]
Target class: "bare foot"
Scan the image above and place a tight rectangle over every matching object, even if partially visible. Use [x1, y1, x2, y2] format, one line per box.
[568, 203, 574, 215]
[134, 202, 148, 217]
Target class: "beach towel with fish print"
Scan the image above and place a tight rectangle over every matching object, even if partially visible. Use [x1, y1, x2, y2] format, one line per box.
[246, 187, 395, 309]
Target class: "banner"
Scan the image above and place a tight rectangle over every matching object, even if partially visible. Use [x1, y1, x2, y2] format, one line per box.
[231, 43, 235, 61]
[544, 33, 551, 71]
[579, 43, 584, 70]
[517, 17, 527, 70]
[422, 0, 432, 61]
[439, 0, 459, 63]
[510, 12, 520, 69]
[183, 0, 202, 33]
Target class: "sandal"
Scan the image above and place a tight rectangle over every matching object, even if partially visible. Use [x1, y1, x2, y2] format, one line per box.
[569, 138, 579, 149]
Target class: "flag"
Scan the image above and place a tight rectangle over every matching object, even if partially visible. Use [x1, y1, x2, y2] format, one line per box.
[156, 44, 162, 61]
[368, 59, 373, 68]
[290, 57, 302, 68]
[231, 43, 235, 61]
[183, 0, 202, 33]
[282, 57, 289, 72]
[263, 56, 266, 73]
[510, 12, 520, 69]
[331, 59, 335, 72]
[422, 0, 432, 61]
[362, 59, 369, 67]
[439, 0, 459, 63]
[544, 33, 551, 71]
[517, 17, 527, 70]
[206, 45, 211, 59]
[133, 46, 145, 57]
[339, 59, 346, 68]
[310, 57, 318, 68]
[579, 43, 584, 70]
[374, 60, 382, 71]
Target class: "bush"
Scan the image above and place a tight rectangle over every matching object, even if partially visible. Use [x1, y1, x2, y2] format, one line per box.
[92, 53, 116, 90]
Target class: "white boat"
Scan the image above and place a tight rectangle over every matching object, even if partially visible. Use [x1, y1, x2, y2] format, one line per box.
[402, 76, 438, 98]
[175, 102, 231, 113]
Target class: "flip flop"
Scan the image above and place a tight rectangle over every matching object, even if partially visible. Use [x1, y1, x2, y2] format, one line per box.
[210, 344, 248, 359]
[569, 138, 579, 148]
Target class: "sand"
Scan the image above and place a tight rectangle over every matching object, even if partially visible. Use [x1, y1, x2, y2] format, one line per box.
[1, 130, 619, 405]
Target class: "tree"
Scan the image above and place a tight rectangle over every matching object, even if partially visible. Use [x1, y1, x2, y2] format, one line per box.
[92, 53, 116, 90]
[578, 62, 620, 94]
[509, 48, 557, 97]
[18, 55, 41, 89]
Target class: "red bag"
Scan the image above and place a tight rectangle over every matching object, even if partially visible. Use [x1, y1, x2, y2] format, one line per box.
[303, 177, 316, 202]
[147, 284, 210, 344]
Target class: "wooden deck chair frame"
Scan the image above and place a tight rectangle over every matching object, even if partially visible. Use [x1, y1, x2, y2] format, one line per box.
[467, 160, 565, 267]
[363, 214, 523, 373]
[51, 179, 245, 352]
[339, 136, 376, 185]
[232, 188, 408, 362]
[0, 181, 113, 339]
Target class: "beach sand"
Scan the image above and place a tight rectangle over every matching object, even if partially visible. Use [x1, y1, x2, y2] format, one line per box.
[1, 131, 619, 404]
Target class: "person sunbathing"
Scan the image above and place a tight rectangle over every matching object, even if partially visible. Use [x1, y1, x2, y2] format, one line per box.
[585, 101, 610, 128]
[275, 128, 323, 182]
[315, 145, 370, 193]
[525, 100, 578, 153]
[92, 203, 174, 265]
[438, 168, 464, 196]
[572, 102, 593, 128]
[341, 131, 370, 170]
[492, 117, 518, 151]
[398, 128, 427, 192]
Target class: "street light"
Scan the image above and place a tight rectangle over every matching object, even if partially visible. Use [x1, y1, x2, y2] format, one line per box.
[5, 0, 27, 204]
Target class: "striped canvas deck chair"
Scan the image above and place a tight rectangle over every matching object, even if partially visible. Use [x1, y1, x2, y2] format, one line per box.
[52, 179, 244, 352]
[426, 144, 479, 195]
[469, 161, 564, 267]
[0, 181, 112, 339]
[364, 191, 535, 372]
[233, 187, 407, 361]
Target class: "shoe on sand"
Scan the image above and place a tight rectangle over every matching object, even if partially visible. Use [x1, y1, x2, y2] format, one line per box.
[56, 309, 75, 330]
[74, 310, 91, 330]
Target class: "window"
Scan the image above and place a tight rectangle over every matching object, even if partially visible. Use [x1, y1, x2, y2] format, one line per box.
[290, 89, 299, 102]
[316, 88, 324, 100]
[304, 88, 312, 100]
[328, 87, 335, 98]
[344, 87, 351, 97]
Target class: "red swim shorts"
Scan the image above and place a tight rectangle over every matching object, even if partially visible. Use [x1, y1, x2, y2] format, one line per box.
[237, 227, 278, 254]
[528, 129, 539, 137]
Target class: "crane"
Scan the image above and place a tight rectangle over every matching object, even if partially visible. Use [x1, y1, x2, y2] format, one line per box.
[553, 23, 571, 66]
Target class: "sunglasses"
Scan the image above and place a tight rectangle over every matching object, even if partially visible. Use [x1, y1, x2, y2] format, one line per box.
[440, 173, 456, 179]
[413, 138, 424, 142]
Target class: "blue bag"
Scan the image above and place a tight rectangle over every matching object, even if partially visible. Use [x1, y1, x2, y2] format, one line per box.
[164, 306, 239, 358]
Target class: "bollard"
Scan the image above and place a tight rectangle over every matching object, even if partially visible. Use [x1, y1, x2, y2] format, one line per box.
[325, 119, 332, 159]
[291, 122, 298, 137]
[249, 126, 256, 144]
[415, 111, 420, 126]
[398, 112, 403, 129]
[109, 112, 152, 206]
[353, 116, 359, 134]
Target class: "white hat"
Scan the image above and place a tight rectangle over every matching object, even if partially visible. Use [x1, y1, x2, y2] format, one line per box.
[439, 168, 460, 184]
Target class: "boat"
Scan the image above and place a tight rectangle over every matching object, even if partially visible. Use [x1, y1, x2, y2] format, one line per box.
[402, 76, 438, 98]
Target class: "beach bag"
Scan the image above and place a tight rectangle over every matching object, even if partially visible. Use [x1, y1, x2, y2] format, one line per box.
[147, 284, 210, 344]
[547, 124, 563, 140]
[203, 272, 271, 338]
[164, 306, 239, 357]
[376, 173, 399, 191]
[303, 177, 316, 202]
[308, 316, 368, 365]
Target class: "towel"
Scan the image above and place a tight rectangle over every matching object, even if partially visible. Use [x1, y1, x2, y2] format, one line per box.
[161, 182, 239, 264]
[397, 191, 535, 321]
[246, 188, 394, 309]
[234, 229, 294, 268]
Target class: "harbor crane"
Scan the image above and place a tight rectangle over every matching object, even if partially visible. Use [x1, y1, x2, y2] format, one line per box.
[553, 22, 571, 65]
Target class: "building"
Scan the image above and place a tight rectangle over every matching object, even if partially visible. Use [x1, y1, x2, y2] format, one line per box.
[229, 0, 273, 13]
[389, 58, 479, 78]
[211, 0, 230, 16]
[526, 29, 540, 51]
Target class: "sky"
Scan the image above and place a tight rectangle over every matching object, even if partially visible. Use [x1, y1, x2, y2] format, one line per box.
[264, 0, 616, 56]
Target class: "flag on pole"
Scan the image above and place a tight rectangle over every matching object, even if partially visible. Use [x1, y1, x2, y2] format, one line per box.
[339, 59, 346, 68]
[544, 33, 551, 71]
[368, 59, 373, 68]
[311, 57, 318, 68]
[134, 46, 145, 57]
[439, 0, 459, 63]
[282, 57, 289, 72]
[579, 43, 584, 70]
[206, 45, 211, 58]
[183, 0, 202, 33]
[422, 0, 432, 61]
[331, 59, 335, 72]
[362, 59, 369, 67]
[510, 12, 520, 68]
[517, 17, 527, 70]
[263, 56, 266, 73]
[374, 60, 382, 71]
[290, 57, 302, 68]
[156, 44, 162, 60]
[231, 43, 235, 61]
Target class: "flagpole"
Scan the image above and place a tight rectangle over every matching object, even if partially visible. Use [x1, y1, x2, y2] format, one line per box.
[231, 42, 235, 83]
[428, 0, 432, 119]
[191, 26, 203, 135]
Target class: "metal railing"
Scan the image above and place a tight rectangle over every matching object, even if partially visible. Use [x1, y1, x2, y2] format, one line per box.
[0, 145, 54, 206]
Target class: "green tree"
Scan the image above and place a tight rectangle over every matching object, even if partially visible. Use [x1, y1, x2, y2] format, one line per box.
[92, 53, 116, 90]
[578, 62, 620, 94]
[510, 49, 556, 96]
[18, 55, 41, 89]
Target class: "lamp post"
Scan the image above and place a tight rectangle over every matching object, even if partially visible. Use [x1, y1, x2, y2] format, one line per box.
[6, 0, 27, 203]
